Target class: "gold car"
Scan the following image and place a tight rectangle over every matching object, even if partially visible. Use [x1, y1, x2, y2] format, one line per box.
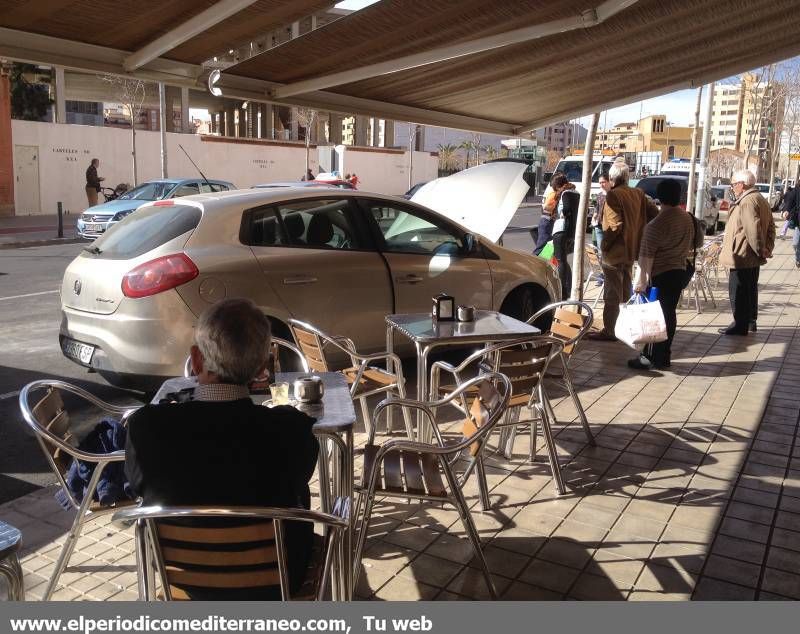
[60, 166, 559, 390]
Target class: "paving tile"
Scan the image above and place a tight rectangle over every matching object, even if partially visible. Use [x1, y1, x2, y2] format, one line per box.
[760, 567, 800, 600]
[501, 580, 562, 600]
[509, 506, 564, 537]
[725, 501, 776, 526]
[398, 553, 463, 589]
[535, 536, 594, 570]
[585, 554, 645, 587]
[568, 572, 629, 600]
[692, 577, 756, 600]
[702, 554, 761, 588]
[710, 535, 766, 566]
[634, 561, 697, 596]
[718, 516, 772, 544]
[373, 575, 439, 601]
[445, 567, 511, 600]
[489, 525, 546, 557]
[765, 545, 800, 574]
[774, 510, 800, 532]
[519, 557, 581, 593]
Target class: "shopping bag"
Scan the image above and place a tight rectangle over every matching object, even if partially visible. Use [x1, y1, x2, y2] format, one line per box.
[614, 294, 668, 349]
[538, 240, 554, 260]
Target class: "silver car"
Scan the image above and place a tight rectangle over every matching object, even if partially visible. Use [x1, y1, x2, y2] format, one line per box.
[76, 178, 235, 239]
[60, 172, 560, 390]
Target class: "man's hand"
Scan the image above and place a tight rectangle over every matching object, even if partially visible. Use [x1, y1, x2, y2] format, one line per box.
[782, 211, 789, 220]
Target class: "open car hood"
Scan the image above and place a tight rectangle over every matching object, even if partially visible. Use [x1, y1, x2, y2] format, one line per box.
[410, 162, 528, 243]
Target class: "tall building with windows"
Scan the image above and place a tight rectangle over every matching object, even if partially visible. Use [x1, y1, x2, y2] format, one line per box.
[710, 73, 784, 176]
[536, 122, 587, 154]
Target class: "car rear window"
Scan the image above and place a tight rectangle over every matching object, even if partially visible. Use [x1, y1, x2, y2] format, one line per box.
[89, 204, 202, 260]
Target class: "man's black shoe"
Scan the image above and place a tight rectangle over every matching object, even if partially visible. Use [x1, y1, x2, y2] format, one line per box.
[718, 326, 748, 336]
[749, 320, 757, 333]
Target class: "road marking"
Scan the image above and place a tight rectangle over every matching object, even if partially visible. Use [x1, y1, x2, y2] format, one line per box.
[0, 290, 59, 301]
[0, 390, 20, 401]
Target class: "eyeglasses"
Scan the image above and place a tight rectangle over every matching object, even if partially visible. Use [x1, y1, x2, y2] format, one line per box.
[731, 181, 744, 186]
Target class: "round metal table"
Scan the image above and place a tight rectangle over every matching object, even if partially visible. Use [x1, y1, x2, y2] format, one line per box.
[0, 520, 24, 600]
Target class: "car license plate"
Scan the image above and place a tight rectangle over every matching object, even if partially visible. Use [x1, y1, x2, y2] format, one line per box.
[61, 338, 95, 365]
[85, 223, 104, 232]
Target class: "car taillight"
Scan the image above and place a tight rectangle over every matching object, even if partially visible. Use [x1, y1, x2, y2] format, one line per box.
[122, 253, 198, 298]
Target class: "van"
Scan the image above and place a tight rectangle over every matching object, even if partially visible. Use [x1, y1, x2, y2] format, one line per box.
[636, 175, 720, 235]
[542, 155, 617, 200]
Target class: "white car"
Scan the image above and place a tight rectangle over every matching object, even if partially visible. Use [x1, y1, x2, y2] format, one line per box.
[60, 163, 560, 390]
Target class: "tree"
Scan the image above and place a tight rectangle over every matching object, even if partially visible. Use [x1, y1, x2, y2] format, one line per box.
[545, 149, 562, 171]
[436, 143, 459, 172]
[100, 74, 147, 185]
[483, 144, 498, 162]
[10, 63, 52, 121]
[295, 107, 318, 176]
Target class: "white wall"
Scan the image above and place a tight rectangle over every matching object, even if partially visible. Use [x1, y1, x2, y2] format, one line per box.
[10, 121, 437, 215]
[341, 147, 438, 195]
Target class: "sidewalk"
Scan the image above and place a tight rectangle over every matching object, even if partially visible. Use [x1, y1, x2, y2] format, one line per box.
[0, 215, 80, 248]
[2, 228, 799, 601]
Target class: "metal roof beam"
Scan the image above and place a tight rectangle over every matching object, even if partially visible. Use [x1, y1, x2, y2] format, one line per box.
[270, 0, 640, 98]
[122, 0, 259, 71]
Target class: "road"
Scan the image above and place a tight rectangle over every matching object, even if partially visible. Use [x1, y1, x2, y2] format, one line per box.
[0, 204, 543, 504]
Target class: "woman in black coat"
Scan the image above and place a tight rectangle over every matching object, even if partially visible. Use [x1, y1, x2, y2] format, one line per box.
[552, 189, 580, 299]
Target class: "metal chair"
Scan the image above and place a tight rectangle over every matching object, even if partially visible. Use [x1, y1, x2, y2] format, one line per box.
[528, 301, 595, 446]
[183, 336, 309, 378]
[584, 245, 604, 308]
[683, 243, 719, 313]
[112, 500, 350, 601]
[18, 380, 139, 600]
[353, 373, 512, 599]
[288, 319, 413, 438]
[430, 338, 568, 496]
[0, 521, 24, 600]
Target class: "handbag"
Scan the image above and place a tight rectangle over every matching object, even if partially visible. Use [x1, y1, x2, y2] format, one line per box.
[614, 294, 668, 349]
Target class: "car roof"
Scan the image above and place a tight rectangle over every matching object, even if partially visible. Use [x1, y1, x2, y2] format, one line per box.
[252, 181, 336, 188]
[638, 175, 688, 182]
[140, 178, 233, 185]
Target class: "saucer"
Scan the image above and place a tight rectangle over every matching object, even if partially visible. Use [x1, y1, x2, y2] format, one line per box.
[261, 398, 299, 408]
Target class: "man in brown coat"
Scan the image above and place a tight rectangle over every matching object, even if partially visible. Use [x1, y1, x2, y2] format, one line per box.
[588, 159, 659, 340]
[718, 169, 775, 335]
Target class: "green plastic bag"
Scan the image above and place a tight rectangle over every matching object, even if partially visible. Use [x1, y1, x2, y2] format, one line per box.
[538, 240, 554, 260]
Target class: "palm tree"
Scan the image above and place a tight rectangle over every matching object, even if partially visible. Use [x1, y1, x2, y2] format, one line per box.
[437, 143, 459, 172]
[483, 145, 498, 162]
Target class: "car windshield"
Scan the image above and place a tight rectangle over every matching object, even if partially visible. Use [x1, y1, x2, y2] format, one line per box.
[553, 159, 607, 183]
[118, 181, 178, 201]
[636, 178, 688, 204]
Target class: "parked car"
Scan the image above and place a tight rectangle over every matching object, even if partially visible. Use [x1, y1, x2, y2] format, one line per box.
[76, 178, 235, 239]
[635, 175, 719, 235]
[403, 182, 428, 199]
[60, 166, 559, 390]
[754, 183, 782, 210]
[710, 185, 733, 225]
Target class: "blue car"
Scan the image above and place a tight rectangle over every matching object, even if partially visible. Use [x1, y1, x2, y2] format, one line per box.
[77, 178, 236, 239]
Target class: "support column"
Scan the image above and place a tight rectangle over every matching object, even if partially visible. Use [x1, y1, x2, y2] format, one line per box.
[180, 86, 190, 133]
[383, 119, 395, 147]
[414, 125, 426, 151]
[291, 112, 299, 141]
[164, 85, 180, 132]
[158, 82, 168, 178]
[53, 65, 66, 124]
[0, 63, 14, 216]
[260, 103, 274, 139]
[695, 81, 715, 216]
[224, 102, 236, 137]
[371, 118, 381, 147]
[355, 115, 369, 146]
[329, 114, 343, 145]
[571, 112, 600, 301]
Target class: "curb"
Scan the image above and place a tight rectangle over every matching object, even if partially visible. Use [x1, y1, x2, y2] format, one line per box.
[0, 237, 85, 250]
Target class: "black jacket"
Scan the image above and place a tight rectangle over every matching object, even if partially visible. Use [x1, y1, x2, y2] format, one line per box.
[86, 165, 101, 191]
[124, 399, 319, 599]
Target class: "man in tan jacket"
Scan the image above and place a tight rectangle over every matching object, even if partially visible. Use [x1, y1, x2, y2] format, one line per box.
[719, 169, 776, 335]
[588, 160, 659, 340]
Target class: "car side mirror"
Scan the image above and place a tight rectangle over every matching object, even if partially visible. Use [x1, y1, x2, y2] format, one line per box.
[462, 233, 477, 254]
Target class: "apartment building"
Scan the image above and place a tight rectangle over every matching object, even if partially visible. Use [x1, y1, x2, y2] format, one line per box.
[593, 115, 698, 163]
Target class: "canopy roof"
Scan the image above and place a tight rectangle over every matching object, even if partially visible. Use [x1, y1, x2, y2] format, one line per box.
[2, 0, 799, 136]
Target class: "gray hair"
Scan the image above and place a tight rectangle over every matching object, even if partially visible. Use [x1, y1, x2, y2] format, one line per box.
[608, 159, 629, 187]
[194, 298, 271, 384]
[731, 169, 756, 187]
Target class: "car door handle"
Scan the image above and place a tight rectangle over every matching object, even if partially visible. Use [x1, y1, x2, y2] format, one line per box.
[283, 276, 318, 285]
[396, 274, 424, 284]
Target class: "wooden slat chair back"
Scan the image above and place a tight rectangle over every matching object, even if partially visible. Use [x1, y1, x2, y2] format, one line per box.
[291, 326, 330, 373]
[112, 505, 349, 601]
[288, 319, 414, 438]
[495, 342, 552, 406]
[154, 520, 281, 599]
[31, 387, 73, 476]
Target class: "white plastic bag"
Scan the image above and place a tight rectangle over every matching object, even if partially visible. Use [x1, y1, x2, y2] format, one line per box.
[614, 294, 668, 349]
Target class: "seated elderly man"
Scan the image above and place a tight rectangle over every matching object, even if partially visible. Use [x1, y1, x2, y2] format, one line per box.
[124, 298, 319, 599]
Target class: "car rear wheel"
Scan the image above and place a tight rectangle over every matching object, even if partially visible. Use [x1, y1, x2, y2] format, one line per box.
[499, 284, 552, 330]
